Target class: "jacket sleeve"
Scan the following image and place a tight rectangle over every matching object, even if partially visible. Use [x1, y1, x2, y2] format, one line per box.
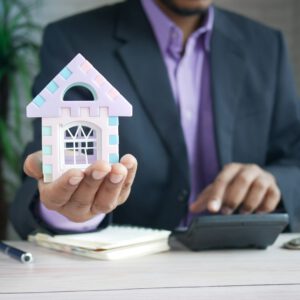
[265, 31, 300, 232]
[10, 23, 111, 239]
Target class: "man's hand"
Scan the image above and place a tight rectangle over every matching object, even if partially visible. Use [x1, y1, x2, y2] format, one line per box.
[24, 151, 138, 222]
[190, 163, 281, 215]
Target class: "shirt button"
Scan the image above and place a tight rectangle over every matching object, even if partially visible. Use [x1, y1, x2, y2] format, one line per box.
[178, 189, 189, 202]
[185, 110, 192, 121]
[171, 30, 178, 40]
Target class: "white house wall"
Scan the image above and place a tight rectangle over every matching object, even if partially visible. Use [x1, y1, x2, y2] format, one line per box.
[41, 107, 119, 182]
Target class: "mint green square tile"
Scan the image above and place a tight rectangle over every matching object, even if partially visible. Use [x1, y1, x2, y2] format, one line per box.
[47, 81, 59, 93]
[109, 117, 119, 126]
[42, 126, 52, 136]
[109, 153, 119, 164]
[60, 67, 72, 79]
[43, 164, 52, 174]
[109, 135, 119, 145]
[33, 95, 45, 107]
[43, 145, 52, 155]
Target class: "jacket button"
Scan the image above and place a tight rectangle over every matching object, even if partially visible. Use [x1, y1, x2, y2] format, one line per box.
[178, 189, 188, 202]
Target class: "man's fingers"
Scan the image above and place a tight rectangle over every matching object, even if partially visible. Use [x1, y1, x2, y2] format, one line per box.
[206, 164, 242, 212]
[222, 165, 261, 214]
[190, 185, 213, 213]
[39, 169, 84, 210]
[255, 186, 281, 213]
[191, 163, 242, 213]
[65, 160, 111, 215]
[118, 154, 138, 205]
[24, 151, 43, 180]
[91, 163, 128, 215]
[239, 176, 271, 214]
[190, 163, 281, 216]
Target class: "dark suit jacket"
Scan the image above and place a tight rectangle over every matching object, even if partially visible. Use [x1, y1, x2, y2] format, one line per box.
[11, 0, 300, 239]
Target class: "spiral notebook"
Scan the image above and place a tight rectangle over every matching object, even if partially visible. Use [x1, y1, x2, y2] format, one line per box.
[29, 226, 171, 260]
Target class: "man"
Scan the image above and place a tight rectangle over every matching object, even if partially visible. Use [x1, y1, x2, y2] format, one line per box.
[11, 0, 300, 239]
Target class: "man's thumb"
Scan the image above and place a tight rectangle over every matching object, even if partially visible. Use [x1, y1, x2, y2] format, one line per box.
[23, 151, 43, 180]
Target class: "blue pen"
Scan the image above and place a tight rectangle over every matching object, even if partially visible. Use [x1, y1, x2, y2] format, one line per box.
[0, 241, 33, 263]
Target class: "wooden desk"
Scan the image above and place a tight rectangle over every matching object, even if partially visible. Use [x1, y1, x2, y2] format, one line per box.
[0, 234, 299, 299]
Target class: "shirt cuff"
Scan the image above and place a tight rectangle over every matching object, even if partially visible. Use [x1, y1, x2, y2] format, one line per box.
[38, 202, 105, 232]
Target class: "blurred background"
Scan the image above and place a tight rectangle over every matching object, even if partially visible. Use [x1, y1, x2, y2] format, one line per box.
[1, 0, 299, 239]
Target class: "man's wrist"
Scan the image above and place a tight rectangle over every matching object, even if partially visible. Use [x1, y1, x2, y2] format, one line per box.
[38, 201, 106, 232]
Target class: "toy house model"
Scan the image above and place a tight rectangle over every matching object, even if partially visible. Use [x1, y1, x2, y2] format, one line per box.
[26, 54, 132, 182]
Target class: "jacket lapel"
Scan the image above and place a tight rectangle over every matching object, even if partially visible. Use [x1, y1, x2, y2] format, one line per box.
[210, 8, 247, 166]
[115, 1, 190, 184]
[114, 3, 247, 180]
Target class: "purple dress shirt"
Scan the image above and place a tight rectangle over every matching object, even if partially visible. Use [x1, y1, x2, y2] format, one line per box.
[142, 1, 219, 222]
[39, 0, 219, 231]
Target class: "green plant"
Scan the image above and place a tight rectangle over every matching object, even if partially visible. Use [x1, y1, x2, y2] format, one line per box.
[0, 0, 41, 238]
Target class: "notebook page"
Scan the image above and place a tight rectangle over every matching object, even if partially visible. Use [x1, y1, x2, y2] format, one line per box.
[51, 226, 170, 250]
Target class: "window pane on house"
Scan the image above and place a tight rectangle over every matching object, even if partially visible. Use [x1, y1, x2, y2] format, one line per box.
[64, 124, 98, 165]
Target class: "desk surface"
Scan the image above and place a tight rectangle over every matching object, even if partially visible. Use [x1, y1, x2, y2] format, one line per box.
[0, 234, 299, 299]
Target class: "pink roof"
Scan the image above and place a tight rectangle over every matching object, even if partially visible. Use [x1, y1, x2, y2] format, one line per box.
[26, 54, 132, 118]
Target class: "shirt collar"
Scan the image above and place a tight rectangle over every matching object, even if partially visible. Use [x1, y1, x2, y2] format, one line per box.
[141, 0, 215, 56]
